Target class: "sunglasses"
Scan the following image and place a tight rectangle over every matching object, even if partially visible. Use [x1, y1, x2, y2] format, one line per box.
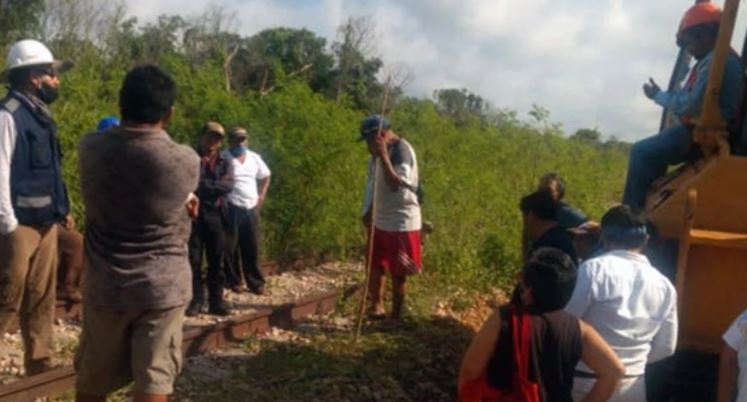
[31, 67, 58, 78]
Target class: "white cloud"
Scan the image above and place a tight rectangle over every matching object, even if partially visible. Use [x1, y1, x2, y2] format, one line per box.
[123, 0, 747, 141]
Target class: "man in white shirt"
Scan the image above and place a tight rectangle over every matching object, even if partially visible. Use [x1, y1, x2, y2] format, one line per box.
[0, 40, 72, 375]
[360, 115, 422, 321]
[718, 308, 747, 402]
[566, 205, 678, 402]
[223, 127, 271, 294]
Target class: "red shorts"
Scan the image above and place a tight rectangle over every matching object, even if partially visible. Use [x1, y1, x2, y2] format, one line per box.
[368, 228, 422, 276]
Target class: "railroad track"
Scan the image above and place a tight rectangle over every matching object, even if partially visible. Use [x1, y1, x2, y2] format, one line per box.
[0, 285, 357, 402]
[4, 258, 320, 335]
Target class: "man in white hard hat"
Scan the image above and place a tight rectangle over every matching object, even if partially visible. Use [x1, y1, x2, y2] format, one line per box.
[0, 39, 72, 375]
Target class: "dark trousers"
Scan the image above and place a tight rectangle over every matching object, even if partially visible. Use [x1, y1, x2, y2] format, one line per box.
[224, 204, 265, 291]
[188, 209, 226, 304]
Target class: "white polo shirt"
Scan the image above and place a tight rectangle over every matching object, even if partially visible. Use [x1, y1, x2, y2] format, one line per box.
[0, 110, 19, 234]
[723, 309, 747, 402]
[565, 249, 678, 376]
[225, 150, 271, 210]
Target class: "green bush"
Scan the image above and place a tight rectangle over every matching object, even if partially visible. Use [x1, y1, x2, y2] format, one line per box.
[1, 53, 627, 292]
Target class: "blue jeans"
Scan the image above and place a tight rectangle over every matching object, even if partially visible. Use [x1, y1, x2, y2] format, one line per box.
[622, 125, 693, 208]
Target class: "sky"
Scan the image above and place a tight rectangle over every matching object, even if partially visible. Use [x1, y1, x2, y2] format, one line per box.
[124, 0, 747, 141]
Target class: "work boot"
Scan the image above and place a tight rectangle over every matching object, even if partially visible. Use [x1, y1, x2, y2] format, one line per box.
[25, 358, 59, 376]
[229, 284, 245, 293]
[63, 284, 83, 303]
[248, 285, 265, 296]
[208, 300, 231, 316]
[186, 299, 205, 317]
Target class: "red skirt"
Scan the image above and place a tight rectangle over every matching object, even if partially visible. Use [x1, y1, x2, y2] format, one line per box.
[368, 228, 422, 276]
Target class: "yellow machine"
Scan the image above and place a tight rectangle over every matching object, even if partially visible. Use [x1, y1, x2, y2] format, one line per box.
[645, 0, 747, 399]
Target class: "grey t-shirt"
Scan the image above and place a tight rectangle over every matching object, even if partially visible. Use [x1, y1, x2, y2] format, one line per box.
[78, 126, 200, 311]
[362, 138, 421, 232]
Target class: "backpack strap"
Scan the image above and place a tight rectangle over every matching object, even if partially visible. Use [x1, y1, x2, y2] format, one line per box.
[511, 306, 533, 382]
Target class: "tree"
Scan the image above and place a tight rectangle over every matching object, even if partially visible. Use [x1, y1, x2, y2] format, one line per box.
[487, 108, 521, 128]
[433, 88, 489, 123]
[603, 135, 631, 151]
[246, 28, 334, 93]
[135, 15, 188, 62]
[331, 16, 384, 110]
[528, 104, 550, 125]
[527, 103, 562, 135]
[571, 128, 602, 144]
[181, 6, 241, 92]
[0, 0, 45, 49]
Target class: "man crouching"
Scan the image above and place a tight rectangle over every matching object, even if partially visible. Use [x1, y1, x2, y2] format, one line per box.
[75, 65, 199, 402]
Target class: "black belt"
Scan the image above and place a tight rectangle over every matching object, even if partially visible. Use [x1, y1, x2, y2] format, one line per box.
[574, 370, 640, 379]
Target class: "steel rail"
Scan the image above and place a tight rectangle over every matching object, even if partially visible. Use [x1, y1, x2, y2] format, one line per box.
[3, 257, 322, 335]
[0, 285, 356, 402]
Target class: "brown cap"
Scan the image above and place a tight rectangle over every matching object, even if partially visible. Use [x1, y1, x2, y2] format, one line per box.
[228, 127, 248, 141]
[203, 121, 225, 136]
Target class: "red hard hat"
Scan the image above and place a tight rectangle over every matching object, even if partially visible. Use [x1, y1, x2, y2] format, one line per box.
[678, 2, 722, 35]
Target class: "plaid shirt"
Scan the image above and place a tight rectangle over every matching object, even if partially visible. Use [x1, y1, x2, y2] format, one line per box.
[195, 148, 234, 211]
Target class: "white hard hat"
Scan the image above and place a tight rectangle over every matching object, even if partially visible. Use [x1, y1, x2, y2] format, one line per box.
[2, 39, 71, 79]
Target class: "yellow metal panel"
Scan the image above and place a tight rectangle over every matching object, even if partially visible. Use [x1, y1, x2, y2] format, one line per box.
[690, 228, 747, 248]
[648, 153, 747, 353]
[648, 155, 747, 237]
[678, 245, 747, 352]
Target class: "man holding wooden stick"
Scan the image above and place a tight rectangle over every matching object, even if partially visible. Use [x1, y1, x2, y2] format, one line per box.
[360, 114, 422, 322]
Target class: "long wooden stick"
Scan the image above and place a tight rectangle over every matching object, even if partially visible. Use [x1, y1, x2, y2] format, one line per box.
[353, 77, 393, 343]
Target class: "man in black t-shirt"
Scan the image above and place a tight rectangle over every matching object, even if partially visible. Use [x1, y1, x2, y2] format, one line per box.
[520, 191, 578, 263]
[511, 191, 578, 305]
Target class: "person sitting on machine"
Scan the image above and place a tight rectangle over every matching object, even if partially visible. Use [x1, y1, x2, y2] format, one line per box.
[622, 2, 744, 209]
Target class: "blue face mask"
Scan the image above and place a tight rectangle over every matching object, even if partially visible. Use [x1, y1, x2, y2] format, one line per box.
[230, 145, 247, 157]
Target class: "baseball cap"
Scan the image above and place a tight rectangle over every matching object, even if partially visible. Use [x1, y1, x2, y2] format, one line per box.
[358, 114, 390, 141]
[228, 127, 248, 141]
[203, 121, 225, 136]
[96, 115, 120, 131]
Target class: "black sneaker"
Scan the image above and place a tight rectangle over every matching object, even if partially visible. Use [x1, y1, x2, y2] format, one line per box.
[248, 285, 265, 296]
[208, 301, 231, 316]
[186, 299, 204, 317]
[26, 358, 60, 376]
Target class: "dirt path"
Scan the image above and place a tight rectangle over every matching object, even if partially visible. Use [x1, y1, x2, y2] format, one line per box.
[169, 289, 506, 402]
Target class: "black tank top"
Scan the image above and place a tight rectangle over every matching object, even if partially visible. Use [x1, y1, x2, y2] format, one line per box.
[486, 307, 583, 402]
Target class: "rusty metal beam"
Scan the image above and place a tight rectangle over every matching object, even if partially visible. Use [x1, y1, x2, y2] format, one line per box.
[3, 257, 322, 335]
[0, 286, 355, 402]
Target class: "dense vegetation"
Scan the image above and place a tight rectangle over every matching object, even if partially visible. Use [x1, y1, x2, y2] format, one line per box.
[1, 0, 629, 293]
